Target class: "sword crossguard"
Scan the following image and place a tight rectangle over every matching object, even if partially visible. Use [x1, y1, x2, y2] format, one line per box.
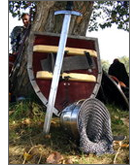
[54, 10, 82, 17]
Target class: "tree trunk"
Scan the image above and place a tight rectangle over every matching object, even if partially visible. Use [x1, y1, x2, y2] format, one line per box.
[32, 1, 94, 35]
[10, 1, 94, 98]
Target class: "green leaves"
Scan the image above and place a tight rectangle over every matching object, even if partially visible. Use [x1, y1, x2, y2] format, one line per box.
[9, 1, 129, 32]
[88, 1, 129, 32]
[9, 1, 36, 19]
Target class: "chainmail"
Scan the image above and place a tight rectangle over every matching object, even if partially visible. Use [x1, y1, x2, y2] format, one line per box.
[78, 98, 114, 155]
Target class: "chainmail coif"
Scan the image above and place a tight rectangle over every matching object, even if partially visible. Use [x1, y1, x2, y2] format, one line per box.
[78, 98, 114, 155]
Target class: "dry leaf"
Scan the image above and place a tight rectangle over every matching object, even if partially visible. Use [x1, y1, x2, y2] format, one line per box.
[113, 140, 122, 146]
[51, 121, 57, 125]
[120, 118, 129, 127]
[120, 144, 129, 148]
[23, 152, 33, 161]
[9, 110, 14, 116]
[22, 118, 31, 125]
[114, 115, 119, 119]
[12, 121, 16, 124]
[65, 156, 79, 164]
[44, 134, 51, 139]
[46, 152, 63, 164]
[65, 158, 74, 164]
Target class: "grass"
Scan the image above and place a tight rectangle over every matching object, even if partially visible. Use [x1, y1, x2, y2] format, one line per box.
[107, 104, 129, 136]
[9, 100, 129, 164]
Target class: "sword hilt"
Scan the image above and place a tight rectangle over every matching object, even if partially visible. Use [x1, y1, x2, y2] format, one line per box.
[54, 10, 82, 17]
[66, 1, 73, 10]
[55, 1, 82, 16]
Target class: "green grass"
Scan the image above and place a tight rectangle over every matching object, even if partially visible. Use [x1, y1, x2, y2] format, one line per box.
[106, 104, 129, 137]
[9, 100, 129, 164]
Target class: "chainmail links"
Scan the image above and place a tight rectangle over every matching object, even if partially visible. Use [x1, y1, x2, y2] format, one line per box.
[78, 98, 114, 155]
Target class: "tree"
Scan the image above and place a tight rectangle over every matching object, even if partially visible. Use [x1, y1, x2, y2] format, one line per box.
[101, 56, 129, 75]
[9, 1, 129, 32]
[88, 1, 129, 32]
[9, 1, 129, 97]
[119, 56, 129, 74]
[101, 60, 110, 73]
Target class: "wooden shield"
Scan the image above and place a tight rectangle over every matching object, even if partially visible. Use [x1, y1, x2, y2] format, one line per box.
[27, 32, 102, 116]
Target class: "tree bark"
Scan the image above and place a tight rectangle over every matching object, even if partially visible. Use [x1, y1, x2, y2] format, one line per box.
[10, 1, 94, 98]
[32, 1, 94, 36]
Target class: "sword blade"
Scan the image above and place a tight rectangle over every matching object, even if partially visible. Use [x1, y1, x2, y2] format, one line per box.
[43, 14, 71, 134]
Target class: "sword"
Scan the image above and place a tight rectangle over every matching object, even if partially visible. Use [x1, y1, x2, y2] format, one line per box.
[43, 2, 82, 134]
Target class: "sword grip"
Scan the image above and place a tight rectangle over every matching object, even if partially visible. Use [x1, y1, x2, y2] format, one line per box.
[66, 1, 73, 10]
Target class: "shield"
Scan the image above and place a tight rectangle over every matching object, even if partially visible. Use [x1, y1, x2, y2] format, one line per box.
[27, 32, 102, 116]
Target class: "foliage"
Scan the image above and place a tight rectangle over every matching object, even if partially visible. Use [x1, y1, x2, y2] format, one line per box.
[89, 1, 129, 32]
[9, 99, 45, 120]
[106, 104, 129, 136]
[9, 1, 36, 20]
[9, 1, 129, 32]
[101, 60, 110, 73]
[101, 56, 129, 74]
[118, 56, 129, 74]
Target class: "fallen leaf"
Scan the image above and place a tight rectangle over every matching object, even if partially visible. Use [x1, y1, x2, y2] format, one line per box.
[65, 158, 74, 164]
[12, 121, 16, 124]
[44, 134, 51, 139]
[46, 152, 63, 164]
[114, 115, 119, 119]
[51, 121, 57, 125]
[113, 140, 122, 146]
[22, 118, 31, 125]
[120, 118, 129, 127]
[9, 110, 14, 116]
[120, 144, 129, 148]
[23, 152, 33, 161]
